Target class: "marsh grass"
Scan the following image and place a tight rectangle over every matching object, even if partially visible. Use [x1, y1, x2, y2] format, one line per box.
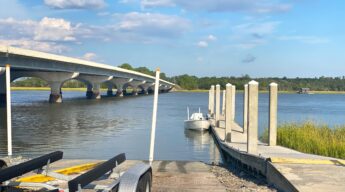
[261, 122, 345, 159]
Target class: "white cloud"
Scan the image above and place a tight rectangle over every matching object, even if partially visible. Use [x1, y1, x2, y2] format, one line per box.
[113, 12, 191, 39]
[141, 0, 292, 14]
[207, 34, 217, 41]
[197, 41, 208, 48]
[196, 34, 216, 48]
[82, 52, 97, 60]
[0, 39, 67, 53]
[44, 0, 106, 9]
[0, 17, 78, 42]
[0, 17, 79, 53]
[34, 17, 76, 41]
[141, 0, 175, 8]
[278, 35, 329, 44]
[0, 12, 191, 52]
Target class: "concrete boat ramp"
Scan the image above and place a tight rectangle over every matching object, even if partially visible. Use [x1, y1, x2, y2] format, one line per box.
[212, 120, 345, 192]
[12, 159, 227, 192]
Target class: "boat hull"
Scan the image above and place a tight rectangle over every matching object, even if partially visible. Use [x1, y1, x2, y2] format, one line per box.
[184, 120, 210, 131]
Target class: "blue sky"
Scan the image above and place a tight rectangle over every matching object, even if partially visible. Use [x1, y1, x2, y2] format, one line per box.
[0, 0, 344, 77]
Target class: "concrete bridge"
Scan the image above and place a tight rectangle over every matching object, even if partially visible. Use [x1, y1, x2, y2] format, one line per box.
[0, 46, 174, 103]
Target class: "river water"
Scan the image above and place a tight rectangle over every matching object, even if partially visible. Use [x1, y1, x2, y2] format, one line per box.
[1, 91, 345, 162]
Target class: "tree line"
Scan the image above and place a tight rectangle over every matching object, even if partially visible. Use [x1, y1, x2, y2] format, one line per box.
[169, 74, 345, 91]
[11, 64, 345, 92]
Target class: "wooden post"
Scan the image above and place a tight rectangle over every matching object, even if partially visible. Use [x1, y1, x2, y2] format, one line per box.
[6, 64, 12, 156]
[243, 84, 248, 132]
[269, 82, 278, 146]
[215, 84, 220, 123]
[247, 80, 259, 154]
[225, 83, 232, 142]
[149, 69, 160, 165]
[222, 90, 226, 115]
[208, 85, 215, 116]
[231, 85, 236, 120]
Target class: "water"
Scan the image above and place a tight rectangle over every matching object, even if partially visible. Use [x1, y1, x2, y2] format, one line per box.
[0, 91, 220, 162]
[1, 91, 345, 162]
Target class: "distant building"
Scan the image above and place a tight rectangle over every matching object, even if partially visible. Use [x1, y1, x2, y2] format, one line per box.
[297, 88, 310, 94]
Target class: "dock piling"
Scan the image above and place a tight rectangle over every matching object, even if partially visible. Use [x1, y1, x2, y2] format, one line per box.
[231, 85, 236, 120]
[243, 84, 248, 132]
[222, 90, 226, 115]
[208, 85, 215, 117]
[269, 83, 278, 146]
[247, 80, 259, 154]
[215, 84, 221, 124]
[225, 83, 233, 142]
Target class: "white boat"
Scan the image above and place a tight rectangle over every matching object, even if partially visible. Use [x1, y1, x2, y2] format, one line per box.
[184, 107, 210, 131]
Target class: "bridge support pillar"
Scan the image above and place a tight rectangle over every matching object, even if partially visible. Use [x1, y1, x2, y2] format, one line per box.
[110, 78, 133, 97]
[142, 89, 149, 95]
[78, 75, 112, 99]
[116, 89, 124, 97]
[127, 80, 145, 96]
[10, 71, 79, 103]
[132, 89, 138, 96]
[140, 83, 154, 95]
[86, 83, 101, 99]
[49, 81, 63, 103]
[107, 84, 114, 96]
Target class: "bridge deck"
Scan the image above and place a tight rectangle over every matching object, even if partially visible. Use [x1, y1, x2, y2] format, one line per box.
[212, 120, 345, 192]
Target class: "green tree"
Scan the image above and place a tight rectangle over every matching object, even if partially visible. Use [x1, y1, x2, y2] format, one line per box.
[119, 63, 133, 70]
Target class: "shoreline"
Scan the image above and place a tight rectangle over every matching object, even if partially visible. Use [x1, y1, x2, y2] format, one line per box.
[175, 89, 345, 94]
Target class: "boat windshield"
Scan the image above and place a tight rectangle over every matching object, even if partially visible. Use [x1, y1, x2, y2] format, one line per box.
[190, 113, 204, 120]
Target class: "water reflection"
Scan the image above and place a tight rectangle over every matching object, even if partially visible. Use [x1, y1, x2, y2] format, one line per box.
[184, 129, 221, 163]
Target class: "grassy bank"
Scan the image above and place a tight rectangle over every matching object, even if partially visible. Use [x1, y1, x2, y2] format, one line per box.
[261, 122, 345, 159]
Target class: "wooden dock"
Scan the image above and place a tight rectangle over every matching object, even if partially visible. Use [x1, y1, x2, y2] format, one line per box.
[212, 120, 345, 192]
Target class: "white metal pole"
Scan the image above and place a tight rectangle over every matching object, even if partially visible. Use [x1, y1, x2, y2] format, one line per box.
[6, 64, 12, 156]
[187, 107, 190, 120]
[149, 69, 160, 165]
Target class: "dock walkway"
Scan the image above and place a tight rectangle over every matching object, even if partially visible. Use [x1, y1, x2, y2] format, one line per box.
[212, 120, 345, 192]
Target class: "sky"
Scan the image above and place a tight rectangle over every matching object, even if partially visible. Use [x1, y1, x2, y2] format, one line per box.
[0, 0, 344, 78]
